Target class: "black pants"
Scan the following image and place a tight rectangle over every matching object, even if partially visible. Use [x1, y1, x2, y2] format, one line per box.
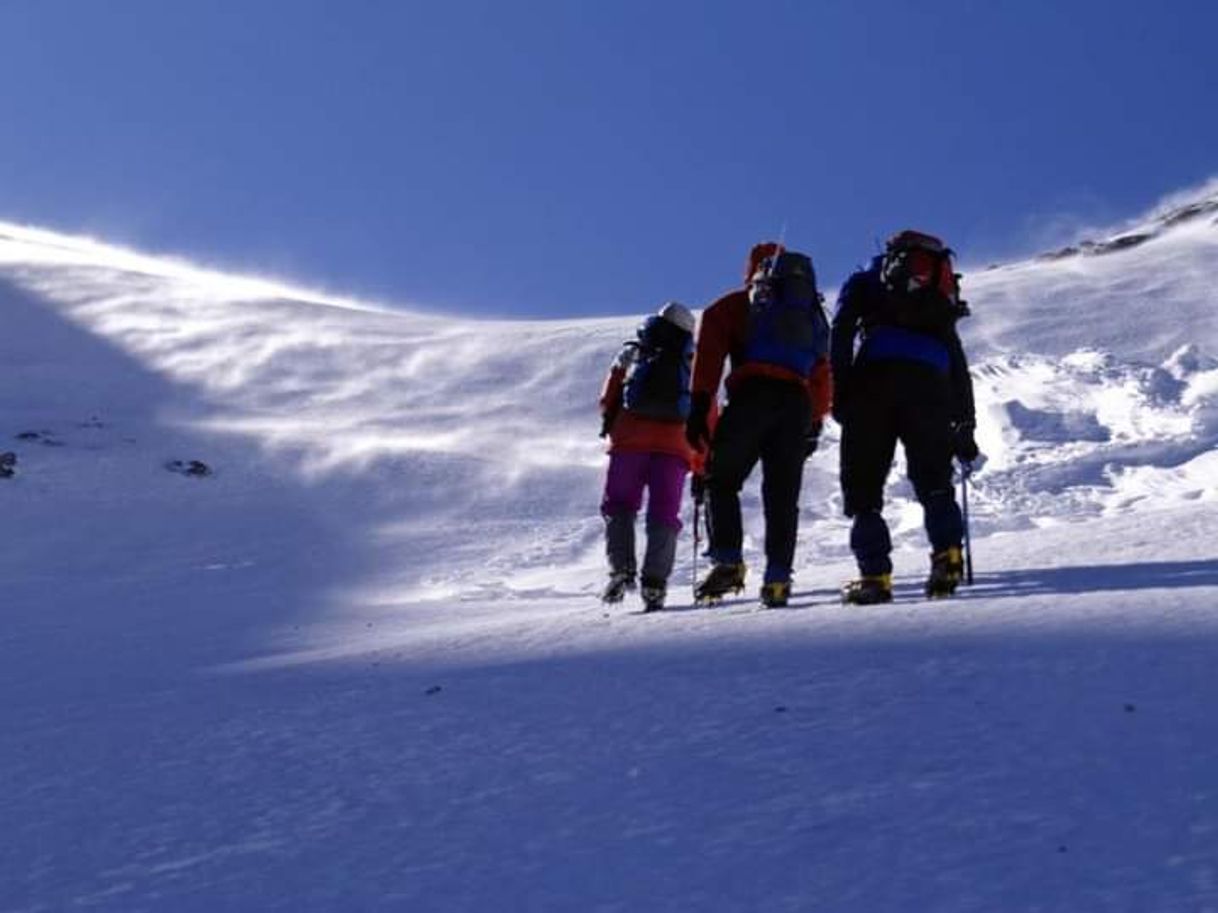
[706, 377, 811, 582]
[840, 361, 962, 575]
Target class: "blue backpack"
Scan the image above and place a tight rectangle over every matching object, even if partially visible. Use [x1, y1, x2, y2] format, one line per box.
[622, 315, 693, 422]
[743, 250, 829, 376]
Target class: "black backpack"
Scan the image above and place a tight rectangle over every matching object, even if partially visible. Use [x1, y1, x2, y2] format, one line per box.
[622, 316, 693, 422]
[743, 251, 829, 375]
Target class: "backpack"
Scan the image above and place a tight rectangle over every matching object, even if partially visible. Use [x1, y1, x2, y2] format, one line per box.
[875, 231, 969, 331]
[621, 315, 694, 422]
[742, 250, 830, 376]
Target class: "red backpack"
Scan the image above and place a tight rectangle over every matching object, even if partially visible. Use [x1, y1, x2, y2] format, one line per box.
[877, 230, 969, 328]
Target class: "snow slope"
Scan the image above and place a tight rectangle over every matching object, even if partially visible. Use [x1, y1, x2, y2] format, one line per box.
[1, 185, 1216, 912]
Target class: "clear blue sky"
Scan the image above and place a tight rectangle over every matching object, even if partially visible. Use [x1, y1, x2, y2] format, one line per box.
[2, 1, 1215, 317]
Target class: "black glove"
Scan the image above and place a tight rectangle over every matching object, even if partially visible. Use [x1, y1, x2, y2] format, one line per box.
[690, 473, 706, 504]
[952, 420, 980, 463]
[685, 391, 712, 452]
[599, 407, 618, 439]
[804, 420, 823, 458]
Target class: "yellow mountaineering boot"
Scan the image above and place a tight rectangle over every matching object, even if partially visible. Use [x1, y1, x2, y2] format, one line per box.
[760, 581, 791, 608]
[925, 546, 964, 598]
[841, 574, 894, 605]
[695, 562, 747, 605]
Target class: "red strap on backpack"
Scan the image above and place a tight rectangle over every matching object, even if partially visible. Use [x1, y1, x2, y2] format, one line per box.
[884, 230, 959, 302]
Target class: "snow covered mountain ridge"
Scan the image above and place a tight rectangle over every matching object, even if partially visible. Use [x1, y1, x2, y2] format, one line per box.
[3, 184, 1217, 912]
[2, 184, 1216, 601]
[1034, 182, 1218, 263]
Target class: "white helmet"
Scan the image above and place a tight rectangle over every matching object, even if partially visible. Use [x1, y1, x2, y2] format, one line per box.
[657, 300, 695, 334]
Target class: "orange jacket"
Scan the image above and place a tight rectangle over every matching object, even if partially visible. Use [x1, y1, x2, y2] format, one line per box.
[599, 361, 709, 473]
[690, 289, 833, 423]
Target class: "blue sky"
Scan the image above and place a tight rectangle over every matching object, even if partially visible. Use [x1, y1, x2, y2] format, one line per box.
[2, 1, 1216, 318]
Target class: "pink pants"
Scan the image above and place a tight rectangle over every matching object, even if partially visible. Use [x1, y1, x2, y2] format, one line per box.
[600, 451, 688, 531]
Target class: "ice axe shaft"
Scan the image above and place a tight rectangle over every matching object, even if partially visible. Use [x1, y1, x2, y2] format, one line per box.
[692, 496, 702, 598]
[961, 463, 974, 585]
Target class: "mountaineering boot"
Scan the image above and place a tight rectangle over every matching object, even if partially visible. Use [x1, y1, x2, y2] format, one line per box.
[695, 562, 747, 604]
[640, 577, 666, 613]
[760, 581, 791, 608]
[925, 546, 964, 598]
[841, 574, 893, 605]
[601, 570, 637, 604]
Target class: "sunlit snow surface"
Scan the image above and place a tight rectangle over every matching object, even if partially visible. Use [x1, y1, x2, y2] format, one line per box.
[1, 190, 1216, 912]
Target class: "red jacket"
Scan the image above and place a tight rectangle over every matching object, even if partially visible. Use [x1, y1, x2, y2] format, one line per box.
[691, 288, 833, 423]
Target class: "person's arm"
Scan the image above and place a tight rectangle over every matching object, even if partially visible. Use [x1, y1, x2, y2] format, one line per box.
[829, 274, 864, 422]
[946, 329, 979, 461]
[689, 297, 734, 399]
[686, 296, 736, 450]
[598, 349, 629, 437]
[799, 356, 831, 456]
[946, 330, 975, 427]
[807, 357, 832, 423]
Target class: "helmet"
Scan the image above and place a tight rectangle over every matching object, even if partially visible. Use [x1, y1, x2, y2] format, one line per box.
[657, 300, 695, 334]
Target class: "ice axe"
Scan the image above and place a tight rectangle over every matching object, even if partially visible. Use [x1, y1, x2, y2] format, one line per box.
[691, 475, 704, 599]
[960, 461, 975, 585]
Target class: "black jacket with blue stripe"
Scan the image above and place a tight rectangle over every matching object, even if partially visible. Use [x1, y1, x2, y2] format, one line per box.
[830, 257, 975, 426]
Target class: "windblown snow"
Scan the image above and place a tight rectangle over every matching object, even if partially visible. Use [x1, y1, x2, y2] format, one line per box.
[2, 184, 1216, 911]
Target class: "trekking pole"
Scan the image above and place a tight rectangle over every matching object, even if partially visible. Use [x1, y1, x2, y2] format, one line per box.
[961, 461, 974, 585]
[692, 495, 702, 599]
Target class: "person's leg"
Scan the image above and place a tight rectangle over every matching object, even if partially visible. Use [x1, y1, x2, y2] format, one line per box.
[641, 452, 688, 586]
[841, 369, 899, 576]
[705, 395, 764, 565]
[896, 372, 965, 595]
[758, 388, 812, 583]
[898, 374, 963, 552]
[600, 451, 648, 577]
[849, 511, 893, 577]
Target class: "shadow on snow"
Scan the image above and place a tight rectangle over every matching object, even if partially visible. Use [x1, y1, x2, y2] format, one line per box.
[967, 558, 1218, 599]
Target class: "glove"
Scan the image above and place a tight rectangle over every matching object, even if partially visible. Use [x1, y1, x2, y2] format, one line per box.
[690, 473, 706, 505]
[685, 391, 712, 452]
[804, 420, 823, 458]
[599, 407, 618, 439]
[952, 420, 980, 464]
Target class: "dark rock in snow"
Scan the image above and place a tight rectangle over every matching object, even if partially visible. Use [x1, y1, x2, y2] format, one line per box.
[165, 459, 213, 477]
[1159, 199, 1218, 228]
[1092, 232, 1151, 254]
[16, 430, 63, 446]
[1038, 245, 1080, 262]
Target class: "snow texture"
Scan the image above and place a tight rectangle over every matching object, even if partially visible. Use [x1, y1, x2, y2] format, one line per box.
[2, 185, 1217, 911]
